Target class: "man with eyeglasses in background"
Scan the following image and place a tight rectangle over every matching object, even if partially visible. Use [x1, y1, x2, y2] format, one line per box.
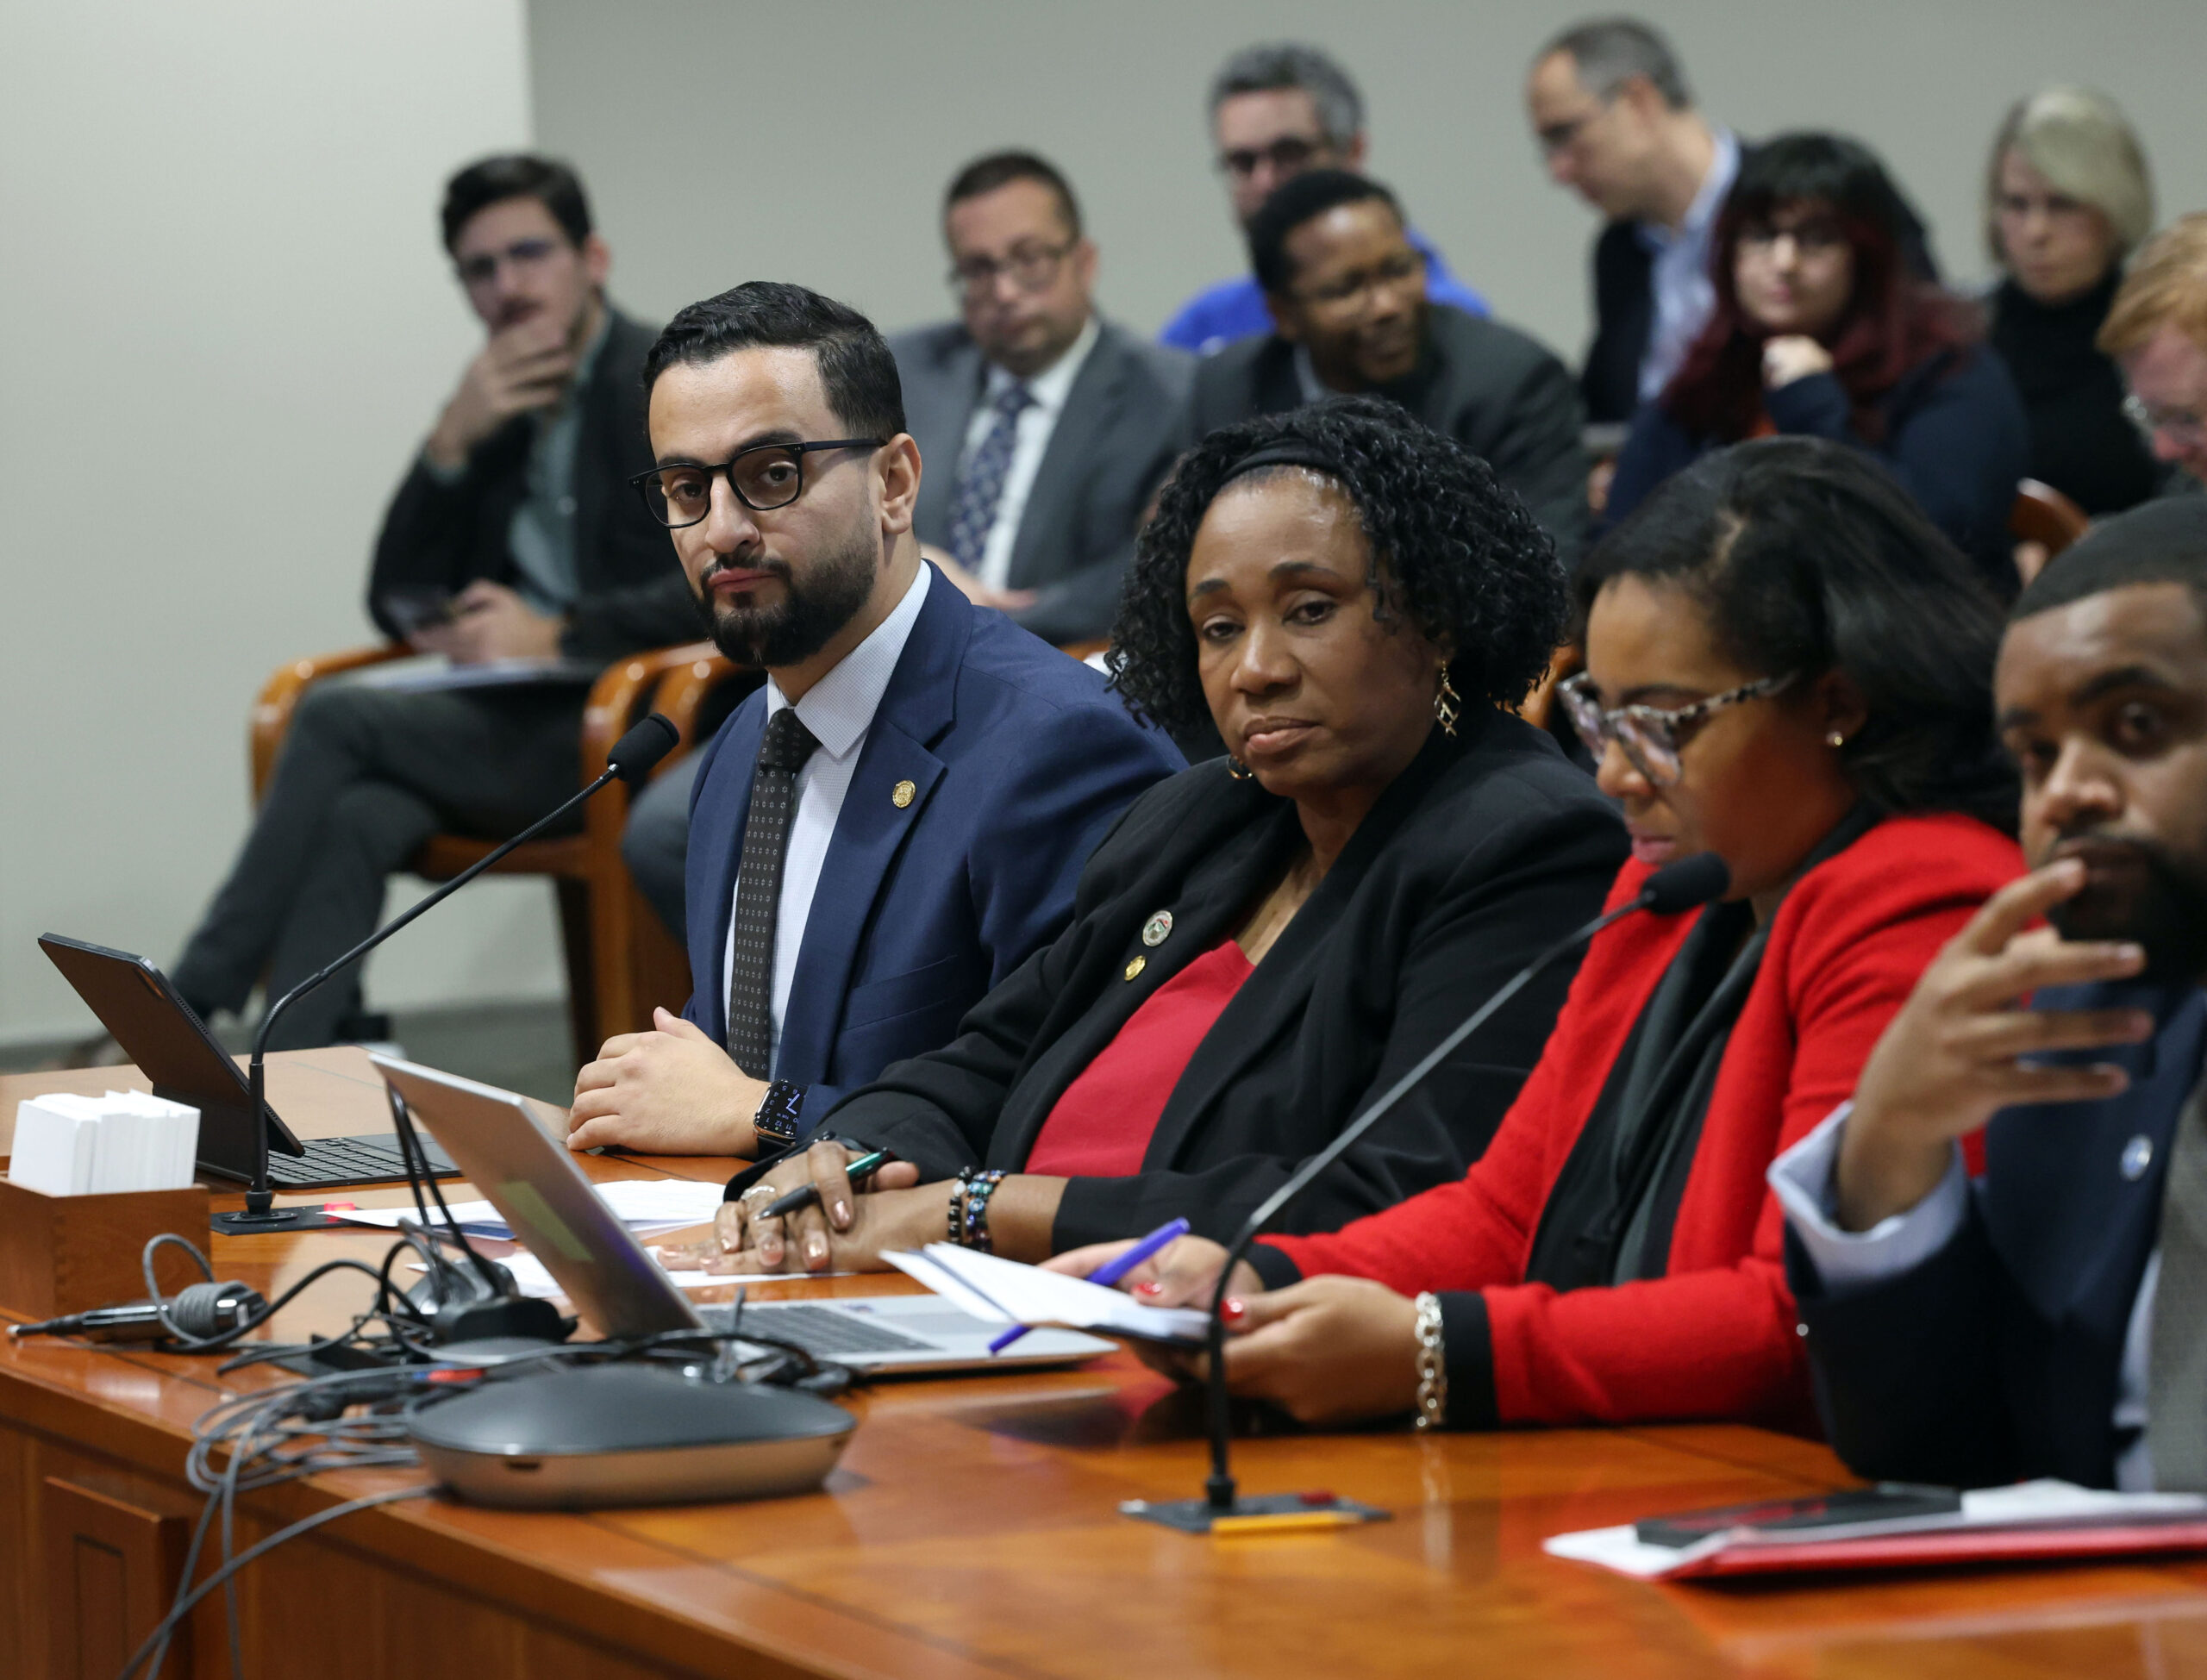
[569, 282, 1180, 1163]
[897, 150, 1191, 643]
[159, 153, 698, 1049]
[2102, 214, 2207, 497]
[1185, 170, 1590, 565]
[1160, 41, 1488, 358]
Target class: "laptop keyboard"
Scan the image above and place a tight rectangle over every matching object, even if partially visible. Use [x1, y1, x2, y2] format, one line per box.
[260, 1134, 459, 1189]
[699, 1302, 935, 1358]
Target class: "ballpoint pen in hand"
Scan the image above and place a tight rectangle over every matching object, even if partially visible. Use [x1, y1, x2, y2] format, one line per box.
[759, 1149, 896, 1221]
[988, 1215, 1193, 1354]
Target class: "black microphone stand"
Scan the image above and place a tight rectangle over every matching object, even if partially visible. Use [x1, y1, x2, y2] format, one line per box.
[212, 715, 677, 1235]
[1125, 853, 1730, 1533]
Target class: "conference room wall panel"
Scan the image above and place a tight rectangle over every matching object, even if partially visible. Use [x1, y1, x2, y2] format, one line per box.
[0, 2, 556, 1046]
[528, 0, 2207, 364]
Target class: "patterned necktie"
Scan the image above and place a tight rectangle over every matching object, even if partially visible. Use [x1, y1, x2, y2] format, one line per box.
[2148, 1077, 2207, 1488]
[946, 381, 1035, 577]
[724, 707, 820, 1078]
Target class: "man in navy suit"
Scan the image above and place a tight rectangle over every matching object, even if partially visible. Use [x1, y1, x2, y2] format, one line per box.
[566, 282, 1180, 1160]
[1770, 497, 2207, 1489]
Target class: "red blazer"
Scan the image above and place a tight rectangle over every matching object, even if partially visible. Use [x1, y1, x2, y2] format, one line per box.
[1262, 812, 2022, 1433]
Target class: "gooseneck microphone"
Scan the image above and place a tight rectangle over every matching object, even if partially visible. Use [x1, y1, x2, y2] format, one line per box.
[216, 713, 679, 1234]
[1184, 851, 1732, 1524]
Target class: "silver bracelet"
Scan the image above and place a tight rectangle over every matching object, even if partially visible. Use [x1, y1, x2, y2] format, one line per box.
[1412, 1291, 1447, 1432]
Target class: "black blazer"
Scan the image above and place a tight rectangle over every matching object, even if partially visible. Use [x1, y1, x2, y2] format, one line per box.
[824, 709, 1628, 1252]
[896, 316, 1193, 644]
[1791, 982, 2207, 1489]
[1185, 305, 1591, 567]
[367, 307, 697, 664]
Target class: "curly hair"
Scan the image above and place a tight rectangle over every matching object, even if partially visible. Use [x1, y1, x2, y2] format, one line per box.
[1110, 397, 1568, 738]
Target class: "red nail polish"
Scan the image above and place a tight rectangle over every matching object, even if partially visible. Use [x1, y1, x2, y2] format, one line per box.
[1135, 1279, 1163, 1296]
[1222, 1297, 1247, 1323]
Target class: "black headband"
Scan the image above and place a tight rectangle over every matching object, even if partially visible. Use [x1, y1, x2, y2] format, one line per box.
[1217, 439, 1345, 488]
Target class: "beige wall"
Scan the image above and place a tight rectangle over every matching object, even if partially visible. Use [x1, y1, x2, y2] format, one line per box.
[528, 0, 2207, 359]
[0, 2, 554, 1045]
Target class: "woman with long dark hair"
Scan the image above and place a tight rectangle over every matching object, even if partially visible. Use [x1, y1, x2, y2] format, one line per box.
[1059, 437, 2022, 1438]
[1608, 134, 2029, 592]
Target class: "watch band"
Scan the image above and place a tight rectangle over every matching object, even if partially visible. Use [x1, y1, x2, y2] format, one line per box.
[751, 1080, 806, 1150]
[1412, 1291, 1447, 1432]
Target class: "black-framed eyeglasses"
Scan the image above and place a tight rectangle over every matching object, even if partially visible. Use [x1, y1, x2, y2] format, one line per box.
[947, 240, 1078, 298]
[454, 236, 564, 288]
[1558, 671, 1797, 786]
[628, 440, 885, 528]
[1534, 93, 1617, 158]
[1216, 135, 1326, 179]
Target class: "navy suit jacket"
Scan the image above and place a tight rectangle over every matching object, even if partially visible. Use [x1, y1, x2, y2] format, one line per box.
[681, 566, 1183, 1121]
[1791, 982, 2207, 1488]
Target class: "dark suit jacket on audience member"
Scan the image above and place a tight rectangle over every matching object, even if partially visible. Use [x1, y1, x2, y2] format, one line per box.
[821, 710, 1628, 1252]
[1606, 347, 2029, 593]
[1791, 984, 2207, 1490]
[895, 316, 1193, 645]
[1185, 304, 1591, 565]
[682, 567, 1184, 1120]
[368, 307, 697, 663]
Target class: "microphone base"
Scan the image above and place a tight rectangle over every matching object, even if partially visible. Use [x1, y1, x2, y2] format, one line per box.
[211, 1203, 349, 1235]
[1120, 1490, 1391, 1536]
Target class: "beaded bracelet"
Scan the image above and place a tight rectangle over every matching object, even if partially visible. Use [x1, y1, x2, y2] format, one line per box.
[947, 1171, 972, 1245]
[1412, 1291, 1447, 1432]
[960, 1169, 1007, 1254]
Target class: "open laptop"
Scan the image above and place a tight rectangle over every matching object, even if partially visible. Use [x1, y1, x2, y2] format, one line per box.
[39, 934, 457, 1190]
[370, 1054, 1116, 1374]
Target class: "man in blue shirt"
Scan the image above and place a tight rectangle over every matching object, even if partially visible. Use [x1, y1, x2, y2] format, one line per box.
[1161, 41, 1487, 358]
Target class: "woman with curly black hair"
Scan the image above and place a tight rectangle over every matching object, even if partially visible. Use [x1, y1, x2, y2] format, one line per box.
[703, 396, 1626, 1271]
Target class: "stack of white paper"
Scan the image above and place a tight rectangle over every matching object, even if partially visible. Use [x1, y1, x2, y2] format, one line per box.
[9, 1090, 200, 1196]
[335, 1177, 728, 1240]
[885, 1244, 1210, 1344]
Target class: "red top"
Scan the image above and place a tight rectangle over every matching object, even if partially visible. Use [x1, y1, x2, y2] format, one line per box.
[1261, 812, 2023, 1434]
[1025, 938, 1255, 1178]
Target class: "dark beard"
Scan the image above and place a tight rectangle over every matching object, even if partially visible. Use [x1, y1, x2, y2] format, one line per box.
[691, 527, 878, 669]
[2046, 830, 2207, 986]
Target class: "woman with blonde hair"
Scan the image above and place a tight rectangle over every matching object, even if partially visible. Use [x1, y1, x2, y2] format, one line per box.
[1986, 86, 2160, 514]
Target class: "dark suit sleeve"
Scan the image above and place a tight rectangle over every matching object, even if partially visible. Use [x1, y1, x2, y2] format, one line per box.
[1472, 351, 1592, 569]
[1788, 1203, 2023, 1486]
[1047, 796, 1624, 1251]
[560, 570, 702, 664]
[367, 452, 504, 639]
[1599, 404, 1696, 537]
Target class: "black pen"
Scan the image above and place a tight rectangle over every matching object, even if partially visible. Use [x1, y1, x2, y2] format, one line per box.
[760, 1149, 895, 1220]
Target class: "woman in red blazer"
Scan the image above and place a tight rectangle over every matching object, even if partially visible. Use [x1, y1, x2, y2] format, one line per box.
[1059, 436, 2024, 1436]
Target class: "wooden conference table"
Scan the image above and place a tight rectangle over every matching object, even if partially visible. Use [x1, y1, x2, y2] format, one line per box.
[9, 1052, 2207, 1677]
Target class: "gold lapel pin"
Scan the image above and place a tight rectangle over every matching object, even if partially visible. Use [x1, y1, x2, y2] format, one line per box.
[1123, 956, 1147, 982]
[891, 779, 916, 809]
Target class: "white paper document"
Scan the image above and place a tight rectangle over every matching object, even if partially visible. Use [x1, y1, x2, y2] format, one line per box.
[351, 655, 604, 694]
[9, 1090, 199, 1196]
[337, 1177, 726, 1240]
[883, 1244, 1210, 1344]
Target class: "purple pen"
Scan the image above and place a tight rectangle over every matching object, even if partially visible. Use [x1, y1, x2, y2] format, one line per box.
[987, 1215, 1193, 1354]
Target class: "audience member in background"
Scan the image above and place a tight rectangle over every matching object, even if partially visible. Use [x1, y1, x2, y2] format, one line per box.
[697, 399, 1625, 1273]
[622, 153, 1192, 936]
[1985, 87, 2160, 517]
[566, 284, 1180, 1159]
[1776, 498, 2207, 1492]
[2100, 214, 2207, 493]
[1060, 439, 2021, 1438]
[166, 154, 695, 1049]
[1526, 17, 1739, 429]
[902, 151, 1191, 641]
[1185, 171, 1589, 565]
[1161, 42, 1487, 357]
[1607, 134, 2029, 595]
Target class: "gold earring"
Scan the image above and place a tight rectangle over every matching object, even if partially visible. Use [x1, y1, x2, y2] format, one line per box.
[1434, 667, 1461, 739]
[1227, 757, 1254, 781]
[1826, 731, 1846, 748]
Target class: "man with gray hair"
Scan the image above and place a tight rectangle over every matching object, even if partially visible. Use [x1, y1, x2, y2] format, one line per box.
[1161, 41, 1488, 357]
[1525, 17, 1736, 424]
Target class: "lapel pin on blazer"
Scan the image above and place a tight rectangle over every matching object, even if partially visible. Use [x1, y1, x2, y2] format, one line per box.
[1141, 910, 1173, 947]
[891, 779, 916, 809]
[1123, 956, 1147, 982]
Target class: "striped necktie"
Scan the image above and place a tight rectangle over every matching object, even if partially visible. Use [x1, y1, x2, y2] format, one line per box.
[946, 381, 1035, 576]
